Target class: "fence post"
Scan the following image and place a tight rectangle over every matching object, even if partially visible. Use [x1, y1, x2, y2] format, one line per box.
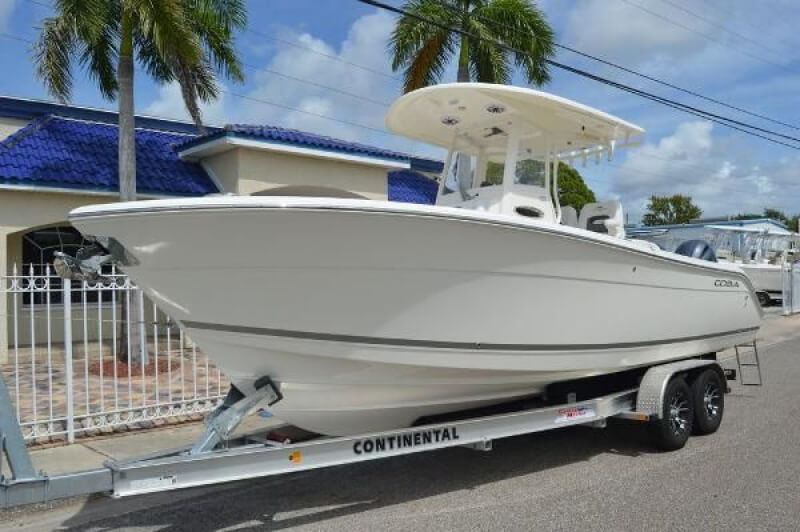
[63, 278, 74, 444]
[138, 288, 147, 367]
[783, 264, 790, 316]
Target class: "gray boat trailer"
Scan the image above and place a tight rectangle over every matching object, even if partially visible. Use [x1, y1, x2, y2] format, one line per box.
[2, 358, 728, 508]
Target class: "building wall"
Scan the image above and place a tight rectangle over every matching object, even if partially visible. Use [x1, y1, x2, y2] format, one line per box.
[203, 148, 389, 199]
[0, 117, 28, 141]
[1, 190, 116, 361]
[200, 149, 238, 193]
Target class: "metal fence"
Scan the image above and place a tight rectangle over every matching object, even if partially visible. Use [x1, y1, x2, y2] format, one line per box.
[783, 263, 800, 315]
[2, 264, 227, 443]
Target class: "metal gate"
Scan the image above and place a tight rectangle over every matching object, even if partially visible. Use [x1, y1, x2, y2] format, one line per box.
[2, 264, 227, 443]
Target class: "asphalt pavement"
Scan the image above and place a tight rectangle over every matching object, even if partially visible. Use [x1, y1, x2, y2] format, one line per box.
[2, 308, 799, 531]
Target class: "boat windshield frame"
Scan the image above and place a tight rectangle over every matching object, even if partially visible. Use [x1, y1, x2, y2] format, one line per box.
[435, 116, 617, 222]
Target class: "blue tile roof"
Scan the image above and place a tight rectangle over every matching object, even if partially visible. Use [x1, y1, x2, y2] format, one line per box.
[0, 115, 218, 196]
[388, 170, 438, 204]
[180, 124, 413, 163]
[0, 95, 211, 134]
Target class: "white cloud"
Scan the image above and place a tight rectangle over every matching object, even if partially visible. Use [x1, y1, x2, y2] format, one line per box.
[560, 0, 800, 86]
[232, 10, 442, 159]
[611, 121, 800, 220]
[0, 0, 16, 32]
[563, 0, 706, 67]
[143, 82, 228, 127]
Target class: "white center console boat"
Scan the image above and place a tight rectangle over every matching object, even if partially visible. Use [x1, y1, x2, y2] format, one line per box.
[66, 83, 762, 436]
[707, 225, 799, 305]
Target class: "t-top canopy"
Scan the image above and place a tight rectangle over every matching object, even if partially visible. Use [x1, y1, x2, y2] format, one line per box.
[385, 83, 645, 162]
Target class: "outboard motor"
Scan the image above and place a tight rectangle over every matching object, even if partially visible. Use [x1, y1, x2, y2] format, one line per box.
[674, 239, 717, 262]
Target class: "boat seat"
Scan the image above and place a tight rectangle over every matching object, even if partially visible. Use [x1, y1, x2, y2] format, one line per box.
[561, 205, 579, 227]
[578, 201, 625, 238]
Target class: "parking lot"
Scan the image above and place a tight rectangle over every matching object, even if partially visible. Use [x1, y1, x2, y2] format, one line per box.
[2, 308, 799, 532]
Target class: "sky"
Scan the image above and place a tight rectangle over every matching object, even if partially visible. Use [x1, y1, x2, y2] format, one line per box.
[1, 0, 800, 222]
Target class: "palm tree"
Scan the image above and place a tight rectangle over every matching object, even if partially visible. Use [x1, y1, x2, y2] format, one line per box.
[34, 0, 246, 363]
[389, 0, 554, 92]
[34, 0, 247, 202]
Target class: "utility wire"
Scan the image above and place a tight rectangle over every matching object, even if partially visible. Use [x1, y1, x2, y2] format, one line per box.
[657, 0, 786, 58]
[221, 89, 393, 136]
[553, 41, 798, 133]
[24, 0, 799, 135]
[240, 61, 392, 107]
[244, 27, 403, 82]
[0, 32, 403, 148]
[429, 0, 800, 132]
[0, 32, 33, 44]
[358, 0, 800, 151]
[618, 0, 795, 74]
[9, 2, 800, 157]
[0, 29, 784, 197]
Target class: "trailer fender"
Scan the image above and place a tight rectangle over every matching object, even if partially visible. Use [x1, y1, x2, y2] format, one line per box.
[635, 359, 724, 419]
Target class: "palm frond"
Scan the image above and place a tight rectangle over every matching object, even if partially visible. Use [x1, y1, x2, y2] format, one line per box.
[126, 0, 203, 68]
[467, 17, 510, 84]
[389, 0, 459, 91]
[34, 16, 77, 102]
[135, 32, 175, 83]
[403, 30, 455, 92]
[172, 58, 218, 132]
[183, 0, 247, 83]
[474, 0, 554, 86]
[78, 9, 120, 99]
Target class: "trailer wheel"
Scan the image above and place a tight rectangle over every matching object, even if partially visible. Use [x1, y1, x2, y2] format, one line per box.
[649, 377, 694, 451]
[691, 369, 724, 435]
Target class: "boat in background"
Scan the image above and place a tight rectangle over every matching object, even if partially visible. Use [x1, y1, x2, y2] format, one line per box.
[708, 226, 799, 306]
[631, 224, 800, 306]
[66, 83, 762, 436]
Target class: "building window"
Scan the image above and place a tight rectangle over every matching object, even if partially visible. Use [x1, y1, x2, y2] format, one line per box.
[21, 226, 111, 306]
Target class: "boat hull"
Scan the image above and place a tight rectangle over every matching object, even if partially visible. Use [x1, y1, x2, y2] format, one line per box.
[70, 197, 762, 436]
[740, 263, 783, 298]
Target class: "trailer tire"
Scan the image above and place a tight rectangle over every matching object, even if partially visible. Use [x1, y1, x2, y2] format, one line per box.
[691, 369, 724, 435]
[649, 377, 694, 451]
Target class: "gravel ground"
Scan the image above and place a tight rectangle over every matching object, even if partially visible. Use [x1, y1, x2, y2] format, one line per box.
[2, 314, 799, 531]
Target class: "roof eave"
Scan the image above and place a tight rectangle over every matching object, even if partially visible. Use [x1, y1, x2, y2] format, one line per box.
[178, 133, 411, 170]
[0, 181, 204, 199]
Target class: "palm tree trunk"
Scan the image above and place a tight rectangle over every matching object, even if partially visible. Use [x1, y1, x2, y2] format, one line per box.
[117, 13, 136, 363]
[118, 13, 136, 202]
[457, 34, 470, 83]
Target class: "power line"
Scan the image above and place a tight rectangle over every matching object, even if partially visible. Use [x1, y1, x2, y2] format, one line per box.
[244, 27, 402, 83]
[657, 0, 786, 58]
[221, 89, 393, 136]
[240, 61, 392, 107]
[10, 2, 800, 163]
[24, 0, 404, 84]
[0, 32, 33, 44]
[618, 0, 795, 74]
[0, 31, 395, 133]
[554, 42, 799, 133]
[25, 0, 799, 137]
[358, 0, 800, 151]
[429, 0, 800, 132]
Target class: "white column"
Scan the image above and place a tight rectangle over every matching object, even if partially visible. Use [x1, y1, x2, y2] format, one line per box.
[0, 231, 8, 364]
[501, 129, 521, 215]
